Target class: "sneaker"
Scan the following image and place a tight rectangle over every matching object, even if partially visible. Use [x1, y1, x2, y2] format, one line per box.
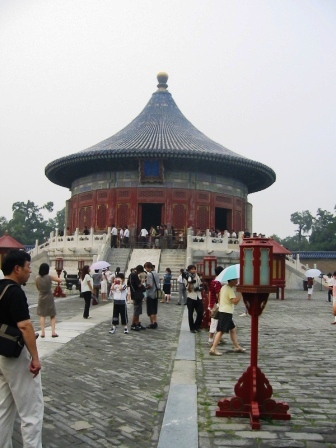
[131, 324, 140, 331]
[124, 328, 129, 334]
[331, 321, 336, 325]
[109, 327, 116, 334]
[208, 339, 213, 346]
[209, 348, 222, 356]
[137, 323, 146, 330]
[239, 313, 247, 317]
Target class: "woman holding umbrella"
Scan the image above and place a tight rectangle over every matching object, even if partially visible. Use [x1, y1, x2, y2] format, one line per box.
[209, 265, 245, 355]
[305, 268, 321, 301]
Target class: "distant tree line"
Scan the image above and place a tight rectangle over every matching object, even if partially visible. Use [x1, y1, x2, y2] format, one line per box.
[271, 208, 336, 252]
[0, 201, 65, 245]
[1, 202, 335, 251]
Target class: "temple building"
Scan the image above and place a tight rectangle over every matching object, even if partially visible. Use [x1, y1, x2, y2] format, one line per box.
[45, 73, 275, 237]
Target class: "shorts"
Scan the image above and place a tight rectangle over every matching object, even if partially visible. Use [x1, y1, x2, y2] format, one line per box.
[217, 312, 235, 333]
[112, 303, 128, 325]
[133, 302, 142, 317]
[146, 297, 158, 316]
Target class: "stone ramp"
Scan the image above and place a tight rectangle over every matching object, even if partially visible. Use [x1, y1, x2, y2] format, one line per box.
[126, 248, 161, 276]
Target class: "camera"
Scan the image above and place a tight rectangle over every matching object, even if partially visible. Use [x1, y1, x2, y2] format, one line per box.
[194, 286, 202, 292]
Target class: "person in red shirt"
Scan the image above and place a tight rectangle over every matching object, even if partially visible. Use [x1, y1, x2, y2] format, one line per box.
[208, 266, 224, 345]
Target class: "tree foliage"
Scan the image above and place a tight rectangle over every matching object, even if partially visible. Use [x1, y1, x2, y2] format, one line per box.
[290, 210, 313, 249]
[285, 208, 336, 251]
[0, 201, 65, 246]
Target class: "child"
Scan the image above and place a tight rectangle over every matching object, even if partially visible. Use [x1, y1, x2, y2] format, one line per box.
[109, 273, 129, 334]
[208, 266, 224, 345]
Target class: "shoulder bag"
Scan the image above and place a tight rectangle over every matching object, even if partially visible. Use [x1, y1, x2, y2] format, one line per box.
[0, 285, 25, 358]
[151, 273, 164, 301]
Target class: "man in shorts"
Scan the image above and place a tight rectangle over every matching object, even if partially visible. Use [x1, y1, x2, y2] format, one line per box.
[144, 262, 160, 329]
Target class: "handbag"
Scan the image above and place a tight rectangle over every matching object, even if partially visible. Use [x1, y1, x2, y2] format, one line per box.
[0, 285, 25, 358]
[156, 289, 165, 301]
[210, 303, 219, 319]
[150, 272, 164, 300]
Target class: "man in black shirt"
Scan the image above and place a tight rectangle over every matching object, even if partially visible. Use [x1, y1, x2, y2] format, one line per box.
[129, 265, 146, 331]
[0, 250, 44, 447]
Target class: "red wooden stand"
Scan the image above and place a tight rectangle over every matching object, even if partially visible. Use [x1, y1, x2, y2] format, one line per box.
[216, 290, 290, 429]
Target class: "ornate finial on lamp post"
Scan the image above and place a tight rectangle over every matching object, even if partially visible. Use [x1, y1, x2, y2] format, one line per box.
[215, 237, 290, 429]
[199, 256, 217, 329]
[54, 258, 66, 297]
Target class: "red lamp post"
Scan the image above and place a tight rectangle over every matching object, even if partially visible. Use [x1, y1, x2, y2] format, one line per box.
[200, 256, 217, 329]
[54, 258, 66, 297]
[216, 237, 290, 429]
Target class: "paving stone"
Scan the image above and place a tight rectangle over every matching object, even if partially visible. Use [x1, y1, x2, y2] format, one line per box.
[9, 287, 336, 447]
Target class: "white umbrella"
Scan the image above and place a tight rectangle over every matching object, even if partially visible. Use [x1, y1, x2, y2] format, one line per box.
[90, 260, 111, 271]
[305, 268, 321, 278]
[215, 264, 240, 282]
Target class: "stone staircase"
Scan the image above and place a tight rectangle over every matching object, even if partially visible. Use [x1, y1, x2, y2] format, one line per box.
[106, 248, 131, 275]
[158, 249, 186, 279]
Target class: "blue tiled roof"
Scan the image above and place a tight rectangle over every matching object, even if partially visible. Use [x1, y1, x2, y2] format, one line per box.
[45, 73, 276, 193]
[292, 251, 336, 259]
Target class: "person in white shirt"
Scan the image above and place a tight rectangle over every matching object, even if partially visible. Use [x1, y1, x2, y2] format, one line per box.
[177, 269, 187, 305]
[111, 224, 118, 248]
[109, 273, 129, 334]
[119, 227, 124, 247]
[324, 273, 334, 303]
[139, 227, 148, 248]
[123, 226, 130, 247]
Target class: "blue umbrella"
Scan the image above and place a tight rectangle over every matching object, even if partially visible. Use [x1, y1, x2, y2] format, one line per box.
[215, 264, 240, 283]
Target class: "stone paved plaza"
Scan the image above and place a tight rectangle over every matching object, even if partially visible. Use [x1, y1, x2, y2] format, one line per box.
[12, 285, 336, 447]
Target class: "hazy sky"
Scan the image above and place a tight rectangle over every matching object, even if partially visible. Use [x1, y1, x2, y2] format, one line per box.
[1, 0, 335, 239]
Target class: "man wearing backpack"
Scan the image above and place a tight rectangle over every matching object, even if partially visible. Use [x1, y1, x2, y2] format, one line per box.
[0, 250, 44, 447]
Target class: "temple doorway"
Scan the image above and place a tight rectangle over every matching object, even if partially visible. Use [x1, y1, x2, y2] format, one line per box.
[140, 204, 162, 231]
[215, 207, 229, 232]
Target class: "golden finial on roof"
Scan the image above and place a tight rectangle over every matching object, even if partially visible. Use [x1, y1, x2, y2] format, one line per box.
[157, 72, 168, 90]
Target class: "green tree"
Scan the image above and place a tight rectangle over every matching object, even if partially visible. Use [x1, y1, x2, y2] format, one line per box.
[7, 201, 55, 245]
[54, 208, 65, 231]
[290, 210, 314, 249]
[309, 208, 336, 250]
[0, 216, 9, 236]
[280, 234, 310, 252]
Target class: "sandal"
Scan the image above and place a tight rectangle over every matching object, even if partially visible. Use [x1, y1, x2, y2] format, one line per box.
[209, 348, 222, 356]
[52, 334, 59, 338]
[234, 347, 246, 353]
[160, 300, 165, 303]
